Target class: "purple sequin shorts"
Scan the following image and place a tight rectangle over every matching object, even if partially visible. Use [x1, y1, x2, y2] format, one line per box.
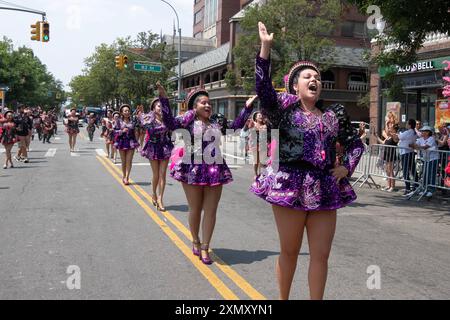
[250, 163, 357, 212]
[141, 142, 173, 160]
[171, 162, 233, 186]
[114, 137, 140, 151]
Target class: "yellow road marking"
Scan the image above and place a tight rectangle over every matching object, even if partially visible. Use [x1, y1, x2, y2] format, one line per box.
[102, 156, 267, 300]
[96, 156, 239, 300]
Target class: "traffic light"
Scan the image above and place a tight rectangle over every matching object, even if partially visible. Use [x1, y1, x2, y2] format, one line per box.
[115, 55, 124, 70]
[123, 55, 128, 69]
[41, 22, 50, 42]
[31, 21, 41, 41]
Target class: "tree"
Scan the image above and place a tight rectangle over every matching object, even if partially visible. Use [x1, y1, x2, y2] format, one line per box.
[69, 31, 177, 109]
[227, 0, 342, 93]
[350, 0, 450, 67]
[0, 37, 65, 109]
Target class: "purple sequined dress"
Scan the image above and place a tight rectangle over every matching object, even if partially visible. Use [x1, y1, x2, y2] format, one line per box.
[161, 96, 253, 186]
[250, 55, 364, 212]
[113, 119, 140, 151]
[140, 112, 173, 160]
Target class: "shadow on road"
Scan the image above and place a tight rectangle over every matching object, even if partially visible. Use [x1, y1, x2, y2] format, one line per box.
[212, 248, 282, 265]
[165, 205, 189, 213]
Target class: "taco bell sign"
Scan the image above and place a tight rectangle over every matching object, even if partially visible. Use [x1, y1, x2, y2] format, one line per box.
[396, 61, 435, 74]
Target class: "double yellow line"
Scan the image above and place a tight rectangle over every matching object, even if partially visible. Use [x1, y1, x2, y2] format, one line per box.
[96, 156, 266, 300]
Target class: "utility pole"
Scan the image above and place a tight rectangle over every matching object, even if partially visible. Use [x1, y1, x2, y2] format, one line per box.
[161, 0, 182, 114]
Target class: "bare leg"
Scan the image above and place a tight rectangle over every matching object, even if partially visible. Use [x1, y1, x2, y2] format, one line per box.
[119, 150, 127, 179]
[158, 159, 169, 209]
[125, 149, 135, 181]
[106, 142, 111, 158]
[182, 183, 204, 250]
[273, 205, 308, 300]
[73, 134, 78, 151]
[6, 144, 13, 167]
[306, 211, 337, 300]
[150, 160, 160, 201]
[386, 162, 394, 188]
[200, 185, 223, 262]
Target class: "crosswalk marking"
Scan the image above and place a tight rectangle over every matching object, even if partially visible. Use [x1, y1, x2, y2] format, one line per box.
[96, 149, 107, 157]
[45, 148, 57, 158]
[0, 148, 5, 154]
[54, 137, 61, 141]
[70, 152, 80, 157]
[115, 162, 150, 167]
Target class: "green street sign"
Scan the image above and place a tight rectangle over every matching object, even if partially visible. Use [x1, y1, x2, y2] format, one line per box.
[134, 63, 162, 73]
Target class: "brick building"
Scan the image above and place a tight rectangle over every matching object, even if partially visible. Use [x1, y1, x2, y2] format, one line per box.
[172, 1, 371, 122]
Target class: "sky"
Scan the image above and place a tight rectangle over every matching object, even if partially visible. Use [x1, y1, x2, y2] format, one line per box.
[0, 0, 194, 90]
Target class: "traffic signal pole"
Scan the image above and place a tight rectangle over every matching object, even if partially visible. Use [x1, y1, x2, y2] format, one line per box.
[0, 7, 46, 21]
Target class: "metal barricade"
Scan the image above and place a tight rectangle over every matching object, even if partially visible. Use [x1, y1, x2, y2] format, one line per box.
[418, 149, 450, 199]
[355, 144, 450, 201]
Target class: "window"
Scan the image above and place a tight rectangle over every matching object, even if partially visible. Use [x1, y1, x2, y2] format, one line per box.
[204, 0, 218, 29]
[341, 21, 354, 37]
[194, 9, 203, 25]
[341, 21, 367, 38]
[353, 22, 366, 38]
[194, 32, 203, 39]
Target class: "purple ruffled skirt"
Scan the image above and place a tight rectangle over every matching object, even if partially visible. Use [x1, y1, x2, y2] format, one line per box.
[170, 162, 233, 186]
[114, 136, 139, 151]
[141, 141, 173, 160]
[250, 163, 357, 212]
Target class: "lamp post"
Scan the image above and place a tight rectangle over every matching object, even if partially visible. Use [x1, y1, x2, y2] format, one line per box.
[161, 0, 182, 114]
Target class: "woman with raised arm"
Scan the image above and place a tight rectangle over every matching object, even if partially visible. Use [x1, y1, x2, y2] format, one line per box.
[158, 82, 254, 265]
[140, 97, 174, 211]
[251, 22, 364, 300]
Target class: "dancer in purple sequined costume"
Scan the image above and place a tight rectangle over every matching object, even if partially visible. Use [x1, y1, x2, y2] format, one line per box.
[114, 105, 140, 185]
[140, 97, 174, 212]
[251, 22, 364, 300]
[158, 82, 254, 265]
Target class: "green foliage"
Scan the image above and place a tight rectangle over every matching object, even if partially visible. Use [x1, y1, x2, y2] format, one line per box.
[69, 31, 176, 108]
[350, 0, 450, 67]
[228, 0, 341, 91]
[0, 37, 65, 109]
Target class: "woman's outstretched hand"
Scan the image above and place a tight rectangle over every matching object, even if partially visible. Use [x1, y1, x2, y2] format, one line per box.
[246, 95, 258, 108]
[259, 22, 273, 60]
[155, 81, 167, 98]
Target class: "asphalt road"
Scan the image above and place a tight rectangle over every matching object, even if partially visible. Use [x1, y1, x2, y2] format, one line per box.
[0, 123, 449, 300]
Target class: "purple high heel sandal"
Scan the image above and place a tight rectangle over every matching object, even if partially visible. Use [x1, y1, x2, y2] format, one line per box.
[192, 241, 201, 257]
[200, 245, 213, 265]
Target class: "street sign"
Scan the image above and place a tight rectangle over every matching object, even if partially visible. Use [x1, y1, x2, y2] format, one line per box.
[134, 63, 162, 73]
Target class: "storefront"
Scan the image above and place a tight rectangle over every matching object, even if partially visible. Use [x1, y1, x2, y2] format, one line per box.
[378, 56, 450, 129]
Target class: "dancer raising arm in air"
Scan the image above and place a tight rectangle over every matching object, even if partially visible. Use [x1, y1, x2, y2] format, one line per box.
[158, 81, 254, 265]
[251, 22, 364, 300]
